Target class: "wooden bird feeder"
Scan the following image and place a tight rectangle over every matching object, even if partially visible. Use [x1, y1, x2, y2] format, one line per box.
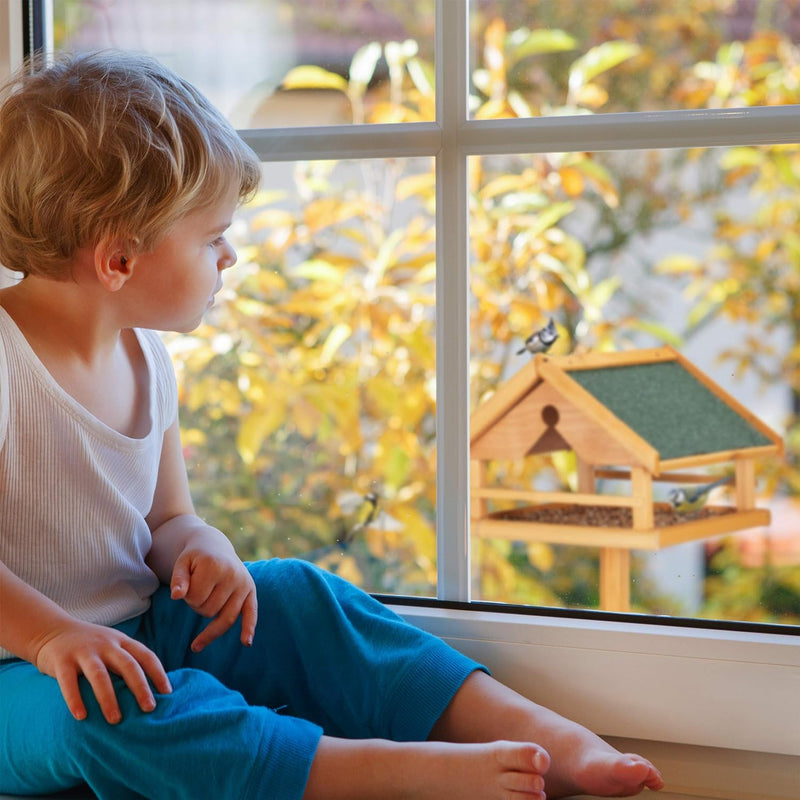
[470, 347, 783, 612]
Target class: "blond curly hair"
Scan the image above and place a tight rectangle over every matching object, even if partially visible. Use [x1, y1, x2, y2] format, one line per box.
[0, 51, 261, 279]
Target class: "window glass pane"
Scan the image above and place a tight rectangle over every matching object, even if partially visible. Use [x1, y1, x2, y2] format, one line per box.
[469, 143, 799, 625]
[469, 0, 800, 117]
[51, 0, 435, 128]
[167, 157, 437, 596]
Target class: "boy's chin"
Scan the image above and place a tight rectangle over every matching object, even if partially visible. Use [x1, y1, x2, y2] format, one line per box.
[167, 316, 205, 334]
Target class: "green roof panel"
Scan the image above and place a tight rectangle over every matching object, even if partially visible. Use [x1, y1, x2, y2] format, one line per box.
[567, 361, 772, 460]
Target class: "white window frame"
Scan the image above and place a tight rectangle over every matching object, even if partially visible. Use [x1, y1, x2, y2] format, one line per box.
[240, 0, 800, 776]
[3, 2, 798, 790]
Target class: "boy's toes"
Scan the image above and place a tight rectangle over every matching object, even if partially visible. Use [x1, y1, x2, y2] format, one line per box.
[612, 755, 664, 793]
[496, 741, 551, 775]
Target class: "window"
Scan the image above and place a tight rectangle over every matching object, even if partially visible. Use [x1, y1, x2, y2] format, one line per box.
[36, 0, 800, 629]
[4, 1, 799, 775]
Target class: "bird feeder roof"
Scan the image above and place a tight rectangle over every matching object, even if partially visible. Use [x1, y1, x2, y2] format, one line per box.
[470, 346, 782, 474]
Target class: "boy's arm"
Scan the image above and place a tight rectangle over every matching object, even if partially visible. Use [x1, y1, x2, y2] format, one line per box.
[0, 558, 171, 723]
[145, 418, 257, 653]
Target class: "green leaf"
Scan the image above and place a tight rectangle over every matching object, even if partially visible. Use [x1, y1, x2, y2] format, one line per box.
[719, 147, 765, 170]
[282, 65, 348, 92]
[518, 201, 575, 239]
[237, 404, 285, 465]
[349, 42, 382, 88]
[319, 323, 352, 366]
[654, 255, 702, 275]
[385, 39, 418, 68]
[587, 275, 621, 310]
[407, 57, 435, 97]
[507, 28, 578, 63]
[295, 260, 345, 284]
[629, 319, 684, 347]
[568, 41, 640, 91]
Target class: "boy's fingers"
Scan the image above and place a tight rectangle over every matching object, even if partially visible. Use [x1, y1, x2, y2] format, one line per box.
[143, 657, 173, 696]
[190, 610, 233, 652]
[121, 639, 172, 700]
[124, 639, 172, 695]
[80, 658, 122, 724]
[55, 667, 87, 722]
[190, 590, 248, 652]
[193, 583, 233, 618]
[111, 652, 157, 714]
[170, 556, 191, 599]
[240, 590, 258, 646]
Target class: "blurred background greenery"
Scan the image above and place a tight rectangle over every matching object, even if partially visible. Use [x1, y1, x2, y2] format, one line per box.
[52, 0, 800, 624]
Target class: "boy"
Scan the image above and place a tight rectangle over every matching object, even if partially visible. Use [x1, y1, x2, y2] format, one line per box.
[0, 51, 663, 799]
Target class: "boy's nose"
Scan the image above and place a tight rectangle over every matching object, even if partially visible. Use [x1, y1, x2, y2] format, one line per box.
[219, 242, 237, 271]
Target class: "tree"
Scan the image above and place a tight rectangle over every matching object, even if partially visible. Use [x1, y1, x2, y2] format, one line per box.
[168, 4, 799, 622]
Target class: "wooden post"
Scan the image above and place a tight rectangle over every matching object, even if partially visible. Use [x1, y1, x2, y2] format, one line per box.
[576, 457, 595, 494]
[735, 458, 756, 510]
[599, 465, 651, 613]
[470, 459, 489, 520]
[631, 466, 654, 530]
[577, 457, 631, 613]
[600, 548, 630, 612]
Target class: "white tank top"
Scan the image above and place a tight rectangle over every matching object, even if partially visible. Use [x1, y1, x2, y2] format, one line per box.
[0, 307, 175, 660]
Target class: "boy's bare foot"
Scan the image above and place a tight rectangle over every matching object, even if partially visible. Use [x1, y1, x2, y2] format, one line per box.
[304, 736, 551, 800]
[555, 745, 665, 797]
[429, 671, 664, 798]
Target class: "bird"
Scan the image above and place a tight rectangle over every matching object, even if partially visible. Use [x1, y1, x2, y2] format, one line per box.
[517, 318, 559, 356]
[668, 475, 732, 513]
[299, 490, 403, 564]
[334, 490, 379, 545]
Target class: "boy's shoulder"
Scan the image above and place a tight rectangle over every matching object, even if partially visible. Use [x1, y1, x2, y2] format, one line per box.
[0, 308, 7, 445]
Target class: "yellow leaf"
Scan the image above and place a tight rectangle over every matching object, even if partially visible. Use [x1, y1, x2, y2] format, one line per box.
[559, 166, 585, 197]
[654, 255, 702, 275]
[292, 397, 322, 439]
[251, 208, 295, 231]
[575, 82, 609, 109]
[237, 402, 285, 465]
[480, 174, 528, 200]
[754, 238, 776, 260]
[282, 65, 349, 92]
[527, 542, 555, 572]
[474, 99, 516, 120]
[319, 323, 352, 366]
[397, 173, 436, 200]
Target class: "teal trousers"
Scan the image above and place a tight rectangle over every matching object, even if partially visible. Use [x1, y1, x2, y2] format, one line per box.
[0, 559, 481, 799]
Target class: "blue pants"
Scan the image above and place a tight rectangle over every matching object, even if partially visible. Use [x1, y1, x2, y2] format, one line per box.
[0, 559, 481, 799]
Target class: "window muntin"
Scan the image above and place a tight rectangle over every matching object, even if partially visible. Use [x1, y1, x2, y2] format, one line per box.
[40, 0, 799, 629]
[51, 0, 436, 128]
[169, 157, 438, 597]
[469, 0, 800, 118]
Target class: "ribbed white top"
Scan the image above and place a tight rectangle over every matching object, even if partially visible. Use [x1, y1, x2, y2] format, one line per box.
[0, 307, 176, 661]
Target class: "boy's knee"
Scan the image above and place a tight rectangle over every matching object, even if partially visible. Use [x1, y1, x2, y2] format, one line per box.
[68, 668, 239, 744]
[249, 557, 332, 603]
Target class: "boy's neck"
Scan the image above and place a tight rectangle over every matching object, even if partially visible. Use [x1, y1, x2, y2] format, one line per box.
[0, 274, 125, 366]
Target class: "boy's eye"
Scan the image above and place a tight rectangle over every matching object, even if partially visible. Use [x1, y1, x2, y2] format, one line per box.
[209, 236, 225, 247]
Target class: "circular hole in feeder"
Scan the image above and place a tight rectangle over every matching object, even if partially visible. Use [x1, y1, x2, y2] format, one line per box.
[542, 405, 559, 427]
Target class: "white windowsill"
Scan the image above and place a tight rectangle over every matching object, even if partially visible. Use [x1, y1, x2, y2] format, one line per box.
[391, 603, 799, 755]
[391, 603, 800, 799]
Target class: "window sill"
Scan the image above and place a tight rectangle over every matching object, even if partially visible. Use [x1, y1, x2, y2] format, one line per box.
[389, 603, 800, 756]
[391, 603, 800, 799]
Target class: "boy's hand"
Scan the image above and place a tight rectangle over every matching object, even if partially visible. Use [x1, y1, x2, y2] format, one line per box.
[33, 621, 172, 725]
[169, 541, 258, 653]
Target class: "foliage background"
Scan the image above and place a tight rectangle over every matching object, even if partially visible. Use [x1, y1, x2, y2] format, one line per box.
[54, 0, 799, 623]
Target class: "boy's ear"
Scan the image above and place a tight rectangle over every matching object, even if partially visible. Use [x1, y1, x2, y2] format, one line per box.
[94, 241, 135, 292]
